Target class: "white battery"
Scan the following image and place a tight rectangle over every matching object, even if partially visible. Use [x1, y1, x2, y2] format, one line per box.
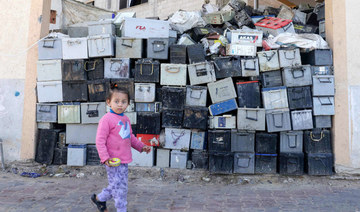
[66, 124, 98, 144]
[36, 103, 57, 123]
[185, 86, 207, 107]
[121, 18, 170, 38]
[241, 57, 259, 77]
[58, 103, 81, 124]
[230, 29, 263, 47]
[190, 130, 206, 150]
[88, 19, 115, 36]
[257, 50, 280, 72]
[37, 60, 62, 81]
[134, 83, 156, 103]
[170, 150, 188, 169]
[282, 65, 312, 87]
[313, 97, 335, 115]
[124, 112, 137, 125]
[160, 64, 187, 86]
[38, 33, 67, 60]
[87, 34, 115, 58]
[81, 102, 106, 124]
[207, 77, 237, 103]
[266, 108, 292, 132]
[262, 86, 288, 110]
[312, 75, 335, 96]
[67, 144, 87, 166]
[37, 81, 63, 103]
[104, 58, 130, 79]
[209, 115, 236, 129]
[156, 148, 170, 168]
[129, 146, 154, 167]
[164, 128, 191, 150]
[254, 17, 295, 36]
[62, 37, 88, 60]
[291, 110, 313, 130]
[226, 43, 257, 57]
[116, 37, 143, 58]
[237, 108, 266, 131]
[278, 48, 302, 68]
[188, 61, 216, 85]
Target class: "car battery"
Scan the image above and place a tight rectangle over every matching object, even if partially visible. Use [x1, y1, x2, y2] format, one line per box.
[66, 124, 98, 144]
[280, 131, 303, 153]
[87, 34, 115, 58]
[304, 129, 332, 153]
[301, 49, 333, 66]
[35, 129, 61, 164]
[162, 86, 186, 109]
[188, 61, 216, 85]
[230, 29, 263, 47]
[61, 37, 88, 60]
[88, 20, 115, 36]
[170, 45, 187, 64]
[209, 151, 234, 174]
[57, 103, 81, 124]
[134, 59, 160, 83]
[187, 44, 206, 64]
[156, 148, 170, 168]
[62, 81, 88, 102]
[287, 86, 312, 110]
[177, 34, 196, 45]
[208, 130, 231, 152]
[160, 64, 187, 86]
[147, 38, 169, 60]
[190, 130, 207, 150]
[36, 103, 57, 123]
[191, 150, 209, 170]
[313, 97, 335, 115]
[231, 130, 255, 153]
[37, 59, 62, 82]
[233, 153, 255, 174]
[236, 81, 261, 108]
[38, 33, 66, 60]
[291, 110, 313, 131]
[255, 132, 278, 154]
[130, 147, 154, 167]
[279, 152, 304, 175]
[137, 112, 161, 134]
[87, 79, 109, 102]
[111, 78, 135, 100]
[135, 102, 162, 113]
[86, 145, 100, 165]
[255, 153, 277, 174]
[237, 107, 265, 131]
[81, 102, 106, 124]
[67, 22, 89, 38]
[226, 43, 257, 57]
[257, 50, 280, 72]
[183, 106, 208, 130]
[162, 108, 184, 128]
[314, 115, 332, 128]
[282, 65, 312, 87]
[136, 134, 160, 146]
[306, 153, 333, 176]
[312, 75, 335, 96]
[254, 17, 295, 36]
[121, 17, 169, 38]
[67, 144, 87, 166]
[209, 115, 236, 129]
[53, 147, 67, 165]
[37, 81, 63, 102]
[185, 86, 207, 107]
[213, 56, 242, 79]
[208, 77, 237, 104]
[190, 27, 212, 42]
[241, 57, 259, 77]
[164, 128, 191, 150]
[319, 20, 325, 39]
[260, 70, 283, 88]
[209, 99, 238, 116]
[293, 24, 318, 34]
[84, 59, 104, 80]
[62, 60, 86, 81]
[134, 83, 156, 103]
[266, 108, 292, 133]
[202, 10, 235, 25]
[311, 66, 333, 76]
[169, 30, 177, 45]
[278, 48, 302, 68]
[116, 37, 143, 58]
[262, 86, 288, 110]
[170, 150, 188, 169]
[104, 58, 130, 79]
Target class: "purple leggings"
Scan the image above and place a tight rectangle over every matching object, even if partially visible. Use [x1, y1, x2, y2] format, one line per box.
[97, 164, 128, 212]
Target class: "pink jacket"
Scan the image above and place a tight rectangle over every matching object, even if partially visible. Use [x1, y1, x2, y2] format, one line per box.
[96, 112, 144, 164]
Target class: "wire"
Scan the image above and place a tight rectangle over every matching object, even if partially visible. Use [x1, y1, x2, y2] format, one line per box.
[0, 33, 53, 57]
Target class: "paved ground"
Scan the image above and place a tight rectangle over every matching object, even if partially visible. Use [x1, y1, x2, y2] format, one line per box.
[1, 162, 360, 212]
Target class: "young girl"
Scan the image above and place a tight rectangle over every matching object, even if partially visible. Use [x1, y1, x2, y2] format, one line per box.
[91, 84, 151, 212]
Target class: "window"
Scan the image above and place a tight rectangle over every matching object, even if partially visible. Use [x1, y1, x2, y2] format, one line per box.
[119, 0, 148, 9]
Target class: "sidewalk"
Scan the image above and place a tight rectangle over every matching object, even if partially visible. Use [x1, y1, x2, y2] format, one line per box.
[0, 162, 360, 211]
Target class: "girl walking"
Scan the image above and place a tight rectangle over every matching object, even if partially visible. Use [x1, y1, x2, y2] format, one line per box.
[91, 84, 151, 212]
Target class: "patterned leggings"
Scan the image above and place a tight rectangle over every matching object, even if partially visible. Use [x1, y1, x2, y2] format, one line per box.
[97, 164, 128, 212]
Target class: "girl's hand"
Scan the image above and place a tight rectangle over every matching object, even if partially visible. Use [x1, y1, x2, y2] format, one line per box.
[142, 146, 151, 154]
[104, 159, 114, 167]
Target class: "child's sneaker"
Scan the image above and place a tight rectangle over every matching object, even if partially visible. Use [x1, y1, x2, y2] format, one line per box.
[91, 194, 107, 212]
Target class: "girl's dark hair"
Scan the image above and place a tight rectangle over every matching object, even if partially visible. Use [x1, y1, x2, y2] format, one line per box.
[106, 83, 130, 101]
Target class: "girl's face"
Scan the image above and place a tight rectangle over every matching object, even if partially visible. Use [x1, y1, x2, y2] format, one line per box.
[107, 92, 129, 114]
